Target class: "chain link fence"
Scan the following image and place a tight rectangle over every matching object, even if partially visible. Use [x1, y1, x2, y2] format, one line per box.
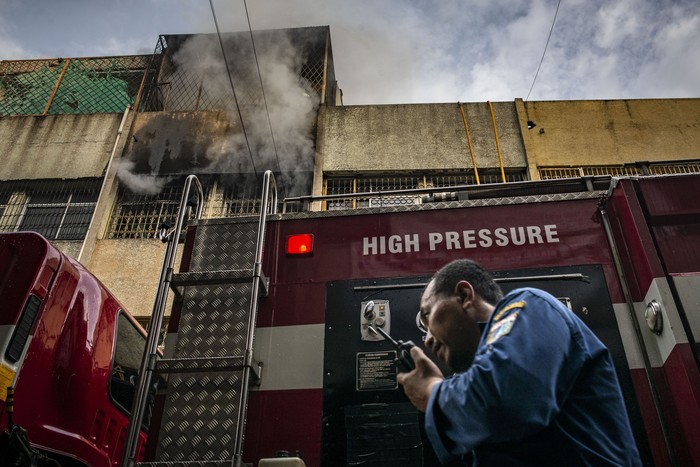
[138, 27, 331, 112]
[1, 26, 333, 117]
[0, 56, 155, 116]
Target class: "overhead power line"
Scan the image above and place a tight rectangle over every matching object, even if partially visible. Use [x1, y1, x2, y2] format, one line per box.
[525, 0, 562, 102]
[243, 0, 283, 175]
[209, 0, 258, 177]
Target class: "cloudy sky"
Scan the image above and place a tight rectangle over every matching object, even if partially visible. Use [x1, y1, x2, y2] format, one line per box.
[1, 0, 698, 105]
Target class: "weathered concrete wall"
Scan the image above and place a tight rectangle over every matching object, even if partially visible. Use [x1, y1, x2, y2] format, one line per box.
[316, 102, 526, 174]
[53, 240, 83, 260]
[515, 98, 700, 178]
[77, 109, 136, 266]
[123, 111, 255, 175]
[0, 114, 123, 180]
[88, 239, 180, 318]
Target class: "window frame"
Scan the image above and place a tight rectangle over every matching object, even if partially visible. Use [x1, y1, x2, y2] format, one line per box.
[108, 310, 153, 428]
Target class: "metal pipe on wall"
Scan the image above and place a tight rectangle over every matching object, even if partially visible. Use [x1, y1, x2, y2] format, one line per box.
[321, 28, 330, 105]
[77, 105, 131, 264]
[458, 102, 480, 185]
[43, 59, 71, 115]
[487, 100, 507, 183]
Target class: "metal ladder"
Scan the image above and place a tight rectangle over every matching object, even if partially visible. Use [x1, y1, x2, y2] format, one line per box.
[121, 171, 278, 467]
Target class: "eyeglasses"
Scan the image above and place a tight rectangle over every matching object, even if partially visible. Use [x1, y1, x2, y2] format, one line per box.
[416, 310, 428, 334]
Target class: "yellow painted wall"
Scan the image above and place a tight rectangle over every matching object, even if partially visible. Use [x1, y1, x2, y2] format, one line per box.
[515, 98, 700, 179]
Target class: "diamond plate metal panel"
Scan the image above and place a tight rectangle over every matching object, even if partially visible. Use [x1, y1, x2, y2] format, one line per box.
[156, 220, 260, 462]
[140, 462, 232, 466]
[175, 283, 252, 357]
[191, 220, 259, 272]
[270, 190, 606, 221]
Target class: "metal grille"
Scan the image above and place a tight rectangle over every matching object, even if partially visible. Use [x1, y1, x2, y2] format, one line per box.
[539, 166, 642, 179]
[649, 161, 700, 175]
[0, 178, 101, 240]
[538, 165, 642, 180]
[107, 174, 263, 239]
[0, 56, 156, 116]
[138, 27, 329, 113]
[324, 171, 527, 210]
[540, 162, 700, 179]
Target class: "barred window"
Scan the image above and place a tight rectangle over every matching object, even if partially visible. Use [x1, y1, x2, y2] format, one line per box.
[108, 183, 183, 240]
[107, 174, 263, 239]
[0, 179, 101, 240]
[323, 170, 527, 211]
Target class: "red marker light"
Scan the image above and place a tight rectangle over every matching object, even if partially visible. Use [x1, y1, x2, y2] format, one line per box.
[286, 234, 314, 255]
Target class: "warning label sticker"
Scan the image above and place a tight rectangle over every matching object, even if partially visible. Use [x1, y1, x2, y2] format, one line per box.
[356, 351, 397, 391]
[0, 364, 15, 402]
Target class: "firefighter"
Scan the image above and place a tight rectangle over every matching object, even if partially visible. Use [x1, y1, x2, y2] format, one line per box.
[397, 259, 641, 466]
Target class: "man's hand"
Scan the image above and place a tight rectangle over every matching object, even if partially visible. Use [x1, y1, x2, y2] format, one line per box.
[397, 346, 444, 412]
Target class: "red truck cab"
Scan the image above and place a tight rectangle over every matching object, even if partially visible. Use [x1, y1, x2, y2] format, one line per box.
[0, 232, 148, 466]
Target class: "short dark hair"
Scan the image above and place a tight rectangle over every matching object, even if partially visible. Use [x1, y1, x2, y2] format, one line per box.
[431, 259, 503, 305]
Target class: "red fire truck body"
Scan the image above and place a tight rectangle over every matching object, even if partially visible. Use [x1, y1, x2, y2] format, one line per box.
[0, 233, 148, 466]
[1, 174, 699, 466]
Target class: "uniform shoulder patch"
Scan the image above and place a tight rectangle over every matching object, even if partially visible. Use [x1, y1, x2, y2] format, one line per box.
[486, 312, 519, 345]
[492, 300, 526, 322]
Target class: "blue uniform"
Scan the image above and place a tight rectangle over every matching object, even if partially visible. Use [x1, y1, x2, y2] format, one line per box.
[425, 288, 641, 466]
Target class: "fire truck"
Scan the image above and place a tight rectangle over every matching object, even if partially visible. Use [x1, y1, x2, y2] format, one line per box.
[1, 172, 699, 466]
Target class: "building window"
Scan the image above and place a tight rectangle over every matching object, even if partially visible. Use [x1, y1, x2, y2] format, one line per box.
[0, 178, 101, 240]
[323, 170, 528, 211]
[107, 174, 262, 239]
[109, 312, 164, 428]
[108, 182, 184, 240]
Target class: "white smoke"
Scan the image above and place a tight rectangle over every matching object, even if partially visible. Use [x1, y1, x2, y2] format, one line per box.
[172, 30, 319, 195]
[117, 160, 171, 195]
[116, 29, 320, 197]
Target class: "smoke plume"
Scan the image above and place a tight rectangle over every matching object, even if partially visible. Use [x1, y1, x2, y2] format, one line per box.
[125, 29, 319, 197]
[117, 160, 172, 195]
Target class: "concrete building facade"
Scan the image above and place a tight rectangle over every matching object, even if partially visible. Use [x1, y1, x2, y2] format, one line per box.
[1, 27, 699, 323]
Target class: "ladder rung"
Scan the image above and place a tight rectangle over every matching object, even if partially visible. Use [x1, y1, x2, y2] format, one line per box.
[137, 461, 240, 466]
[155, 356, 262, 380]
[169, 270, 268, 297]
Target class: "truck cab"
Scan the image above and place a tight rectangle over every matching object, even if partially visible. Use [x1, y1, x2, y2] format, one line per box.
[0, 232, 149, 466]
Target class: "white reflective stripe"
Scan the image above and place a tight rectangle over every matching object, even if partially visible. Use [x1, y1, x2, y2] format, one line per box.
[670, 274, 700, 343]
[252, 324, 325, 391]
[612, 303, 645, 370]
[646, 276, 688, 350]
[613, 275, 689, 369]
[624, 277, 689, 368]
